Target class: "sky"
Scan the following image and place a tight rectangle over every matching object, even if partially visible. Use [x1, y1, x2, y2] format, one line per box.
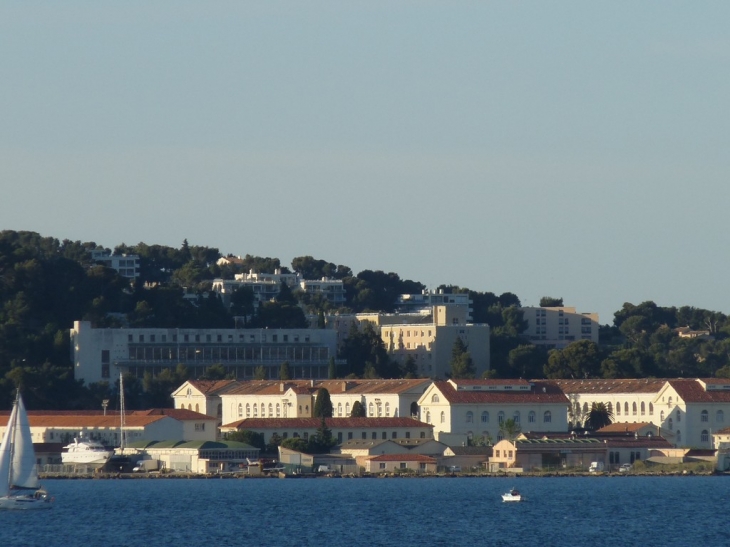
[2, 2, 729, 325]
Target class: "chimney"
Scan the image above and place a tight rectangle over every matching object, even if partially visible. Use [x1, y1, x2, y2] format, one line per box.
[310, 379, 314, 387]
[280, 382, 284, 392]
[342, 381, 347, 392]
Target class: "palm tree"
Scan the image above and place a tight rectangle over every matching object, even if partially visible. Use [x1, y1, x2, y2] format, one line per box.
[585, 402, 613, 431]
[499, 418, 522, 441]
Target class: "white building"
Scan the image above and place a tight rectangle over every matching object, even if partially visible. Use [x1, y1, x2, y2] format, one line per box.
[520, 306, 599, 348]
[90, 249, 140, 279]
[417, 379, 570, 445]
[70, 320, 341, 385]
[396, 290, 473, 321]
[174, 378, 431, 427]
[0, 408, 218, 446]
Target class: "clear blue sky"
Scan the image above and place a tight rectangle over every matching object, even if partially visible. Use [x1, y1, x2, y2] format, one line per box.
[2, 2, 729, 325]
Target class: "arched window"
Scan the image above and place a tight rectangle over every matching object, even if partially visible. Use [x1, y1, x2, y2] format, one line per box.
[668, 417, 673, 431]
[268, 403, 273, 417]
[701, 410, 709, 422]
[660, 410, 665, 422]
[616, 402, 621, 416]
[649, 403, 654, 415]
[481, 411, 489, 423]
[701, 430, 709, 443]
[632, 402, 637, 416]
[441, 411, 445, 424]
[640, 402, 645, 415]
[717, 410, 725, 423]
[385, 402, 390, 416]
[238, 403, 243, 418]
[369, 402, 374, 416]
[528, 411, 536, 423]
[305, 405, 309, 413]
[426, 411, 431, 424]
[668, 396, 673, 406]
[195, 403, 199, 413]
[676, 430, 681, 443]
[607, 402, 613, 415]
[253, 404, 258, 418]
[513, 411, 520, 424]
[676, 409, 681, 422]
[337, 403, 342, 417]
[498, 411, 505, 424]
[431, 394, 440, 403]
[583, 402, 589, 414]
[345, 402, 350, 416]
[245, 403, 250, 418]
[574, 403, 580, 417]
[624, 402, 629, 415]
[544, 411, 552, 423]
[466, 411, 473, 423]
[276, 403, 281, 417]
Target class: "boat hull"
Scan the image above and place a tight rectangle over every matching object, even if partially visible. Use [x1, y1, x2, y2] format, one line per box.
[0, 494, 53, 510]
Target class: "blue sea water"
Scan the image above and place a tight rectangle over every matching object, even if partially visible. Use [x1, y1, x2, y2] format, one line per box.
[1, 476, 728, 547]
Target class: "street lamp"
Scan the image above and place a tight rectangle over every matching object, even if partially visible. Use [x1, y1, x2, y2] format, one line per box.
[102, 399, 109, 416]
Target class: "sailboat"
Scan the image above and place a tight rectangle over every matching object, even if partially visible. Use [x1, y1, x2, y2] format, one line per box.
[0, 391, 53, 510]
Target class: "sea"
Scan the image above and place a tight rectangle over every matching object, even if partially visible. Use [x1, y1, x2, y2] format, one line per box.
[1, 476, 728, 547]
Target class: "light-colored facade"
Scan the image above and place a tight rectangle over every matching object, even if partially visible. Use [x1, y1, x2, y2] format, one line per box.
[520, 306, 599, 348]
[220, 417, 434, 445]
[418, 379, 570, 443]
[365, 453, 437, 473]
[175, 379, 431, 427]
[90, 249, 140, 279]
[489, 438, 607, 472]
[552, 378, 730, 449]
[396, 290, 473, 321]
[70, 320, 340, 385]
[0, 408, 218, 446]
[123, 439, 260, 474]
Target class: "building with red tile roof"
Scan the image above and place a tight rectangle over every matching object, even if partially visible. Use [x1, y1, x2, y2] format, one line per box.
[365, 453, 437, 473]
[418, 379, 570, 446]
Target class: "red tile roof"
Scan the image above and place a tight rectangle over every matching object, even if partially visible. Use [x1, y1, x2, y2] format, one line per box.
[221, 417, 433, 429]
[188, 380, 237, 395]
[131, 408, 217, 421]
[595, 422, 655, 434]
[550, 378, 667, 394]
[668, 379, 730, 403]
[369, 454, 436, 462]
[433, 381, 569, 405]
[222, 379, 430, 397]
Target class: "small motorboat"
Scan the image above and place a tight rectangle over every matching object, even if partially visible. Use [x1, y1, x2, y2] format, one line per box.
[501, 488, 522, 502]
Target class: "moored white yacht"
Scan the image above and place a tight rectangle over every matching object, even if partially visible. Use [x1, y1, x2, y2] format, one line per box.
[61, 434, 114, 466]
[501, 488, 523, 502]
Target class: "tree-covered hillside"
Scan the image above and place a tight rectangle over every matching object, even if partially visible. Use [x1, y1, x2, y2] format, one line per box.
[1, 230, 729, 410]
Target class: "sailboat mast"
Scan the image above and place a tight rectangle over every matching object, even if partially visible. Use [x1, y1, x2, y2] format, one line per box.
[119, 373, 125, 452]
[6, 390, 19, 490]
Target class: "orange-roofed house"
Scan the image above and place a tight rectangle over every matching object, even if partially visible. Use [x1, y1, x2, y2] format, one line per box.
[365, 453, 437, 473]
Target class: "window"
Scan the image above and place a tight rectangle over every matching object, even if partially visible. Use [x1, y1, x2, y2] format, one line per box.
[528, 411, 536, 423]
[238, 404, 243, 418]
[668, 418, 673, 431]
[640, 402, 645, 416]
[441, 411, 445, 424]
[632, 402, 637, 416]
[513, 411, 520, 424]
[346, 402, 350, 415]
[466, 411, 473, 423]
[498, 411, 505, 424]
[337, 403, 342, 417]
[392, 432, 397, 439]
[495, 450, 500, 458]
[268, 403, 273, 417]
[660, 410, 665, 422]
[276, 403, 281, 418]
[624, 402, 629, 415]
[616, 402, 621, 416]
[382, 432, 387, 440]
[195, 403, 199, 413]
[194, 423, 205, 432]
[668, 397, 673, 406]
[372, 432, 377, 440]
[431, 394, 440, 403]
[701, 430, 709, 443]
[385, 402, 390, 416]
[701, 410, 709, 422]
[543, 411, 552, 423]
[481, 411, 489, 423]
[717, 410, 725, 423]
[399, 462, 407, 469]
[253, 404, 258, 418]
[649, 403, 654, 415]
[379, 463, 386, 470]
[426, 411, 431, 424]
[362, 432, 367, 439]
[676, 409, 681, 422]
[369, 403, 374, 416]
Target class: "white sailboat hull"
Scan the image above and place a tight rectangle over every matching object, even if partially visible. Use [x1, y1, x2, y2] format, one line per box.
[0, 494, 53, 510]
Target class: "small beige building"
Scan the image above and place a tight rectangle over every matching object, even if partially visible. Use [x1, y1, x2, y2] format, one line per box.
[365, 453, 437, 473]
[489, 438, 607, 472]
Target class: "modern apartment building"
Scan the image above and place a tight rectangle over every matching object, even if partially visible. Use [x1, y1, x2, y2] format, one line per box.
[89, 249, 140, 279]
[70, 320, 342, 385]
[520, 306, 599, 348]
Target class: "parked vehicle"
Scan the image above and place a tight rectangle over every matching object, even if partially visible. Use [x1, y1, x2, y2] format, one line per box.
[448, 466, 462, 473]
[589, 461, 604, 473]
[619, 463, 632, 473]
[132, 459, 159, 473]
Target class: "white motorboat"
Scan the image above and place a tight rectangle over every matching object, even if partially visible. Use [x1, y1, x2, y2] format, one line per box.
[0, 391, 53, 510]
[61, 435, 114, 466]
[501, 488, 523, 503]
